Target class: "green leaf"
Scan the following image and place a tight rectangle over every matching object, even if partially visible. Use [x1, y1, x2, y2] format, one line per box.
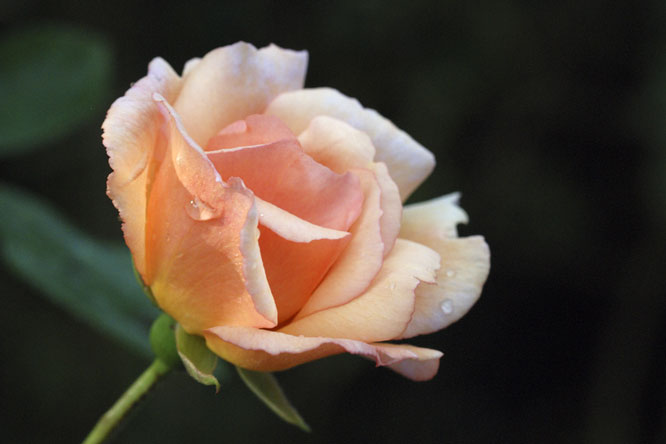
[236, 367, 311, 432]
[175, 324, 220, 392]
[0, 184, 158, 356]
[0, 23, 112, 156]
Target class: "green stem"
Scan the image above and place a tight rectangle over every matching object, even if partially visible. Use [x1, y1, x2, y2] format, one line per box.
[82, 359, 172, 444]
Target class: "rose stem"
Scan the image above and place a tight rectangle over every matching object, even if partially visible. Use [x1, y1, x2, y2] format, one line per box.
[81, 359, 172, 444]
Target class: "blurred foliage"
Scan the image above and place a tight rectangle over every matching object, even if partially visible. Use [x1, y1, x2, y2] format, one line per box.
[0, 1, 664, 443]
[0, 23, 111, 155]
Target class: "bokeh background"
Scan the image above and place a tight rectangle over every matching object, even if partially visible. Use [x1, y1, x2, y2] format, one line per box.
[1, 1, 664, 443]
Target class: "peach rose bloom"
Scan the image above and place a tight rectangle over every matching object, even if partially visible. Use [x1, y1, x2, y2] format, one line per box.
[104, 42, 489, 381]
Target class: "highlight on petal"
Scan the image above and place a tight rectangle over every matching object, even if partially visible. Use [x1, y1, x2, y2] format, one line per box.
[174, 42, 307, 147]
[398, 193, 489, 338]
[203, 326, 441, 381]
[265, 87, 435, 201]
[103, 57, 182, 278]
[283, 239, 440, 343]
[401, 192, 469, 240]
[146, 95, 278, 332]
[207, 114, 297, 150]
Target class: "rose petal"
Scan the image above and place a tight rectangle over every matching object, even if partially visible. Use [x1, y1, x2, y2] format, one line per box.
[265, 87, 435, 201]
[374, 343, 443, 381]
[203, 326, 441, 381]
[297, 116, 401, 256]
[146, 96, 278, 332]
[174, 42, 307, 147]
[400, 192, 469, 240]
[103, 57, 182, 278]
[282, 239, 440, 342]
[398, 194, 490, 338]
[207, 114, 297, 149]
[206, 139, 363, 230]
[294, 168, 384, 318]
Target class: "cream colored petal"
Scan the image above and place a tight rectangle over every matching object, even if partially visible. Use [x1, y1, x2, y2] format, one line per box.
[265, 87, 435, 201]
[297, 115, 376, 172]
[204, 326, 441, 380]
[401, 192, 469, 240]
[174, 42, 307, 147]
[372, 343, 443, 381]
[103, 57, 182, 278]
[281, 239, 440, 342]
[294, 168, 384, 318]
[370, 162, 402, 256]
[182, 57, 200, 76]
[255, 197, 349, 242]
[398, 236, 489, 338]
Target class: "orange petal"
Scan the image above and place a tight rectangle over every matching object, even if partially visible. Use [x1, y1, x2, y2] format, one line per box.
[283, 239, 440, 342]
[103, 58, 182, 279]
[206, 114, 297, 150]
[265, 87, 435, 201]
[174, 43, 307, 147]
[398, 194, 490, 338]
[204, 326, 441, 381]
[294, 168, 384, 318]
[146, 96, 277, 333]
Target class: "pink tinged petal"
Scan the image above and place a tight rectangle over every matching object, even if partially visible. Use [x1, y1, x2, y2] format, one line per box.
[255, 198, 349, 242]
[401, 192, 469, 240]
[174, 42, 307, 147]
[206, 138, 363, 232]
[374, 343, 443, 381]
[182, 57, 200, 77]
[294, 168, 385, 318]
[203, 326, 441, 380]
[147, 96, 277, 332]
[282, 239, 440, 343]
[207, 126, 363, 324]
[265, 87, 435, 201]
[296, 116, 402, 257]
[103, 57, 182, 278]
[398, 194, 490, 338]
[206, 114, 298, 150]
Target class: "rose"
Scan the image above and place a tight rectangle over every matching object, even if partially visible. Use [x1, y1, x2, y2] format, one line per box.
[104, 42, 489, 381]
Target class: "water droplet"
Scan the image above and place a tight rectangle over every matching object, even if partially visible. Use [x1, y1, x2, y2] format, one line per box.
[389, 282, 397, 291]
[186, 197, 222, 221]
[446, 269, 456, 278]
[440, 299, 454, 314]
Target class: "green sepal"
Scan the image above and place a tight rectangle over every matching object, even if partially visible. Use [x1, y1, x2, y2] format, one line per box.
[175, 324, 220, 392]
[236, 367, 310, 432]
[133, 261, 157, 306]
[149, 313, 180, 369]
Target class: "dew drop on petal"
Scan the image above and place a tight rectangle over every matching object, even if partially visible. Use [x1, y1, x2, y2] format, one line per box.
[389, 282, 397, 291]
[186, 197, 223, 221]
[440, 299, 454, 314]
[445, 269, 456, 278]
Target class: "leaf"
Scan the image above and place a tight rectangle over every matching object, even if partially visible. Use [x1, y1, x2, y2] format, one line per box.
[0, 23, 112, 156]
[175, 324, 220, 392]
[236, 367, 311, 432]
[0, 184, 158, 356]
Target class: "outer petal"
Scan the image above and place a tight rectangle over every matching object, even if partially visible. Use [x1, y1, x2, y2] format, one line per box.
[398, 195, 490, 338]
[283, 239, 440, 342]
[298, 116, 402, 256]
[146, 96, 277, 332]
[203, 326, 441, 381]
[265, 87, 435, 201]
[103, 58, 182, 278]
[174, 42, 307, 147]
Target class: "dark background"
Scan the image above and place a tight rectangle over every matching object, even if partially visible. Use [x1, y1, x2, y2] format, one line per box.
[1, 1, 664, 443]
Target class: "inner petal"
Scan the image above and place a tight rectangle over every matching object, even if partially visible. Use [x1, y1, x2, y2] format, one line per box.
[206, 115, 364, 322]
